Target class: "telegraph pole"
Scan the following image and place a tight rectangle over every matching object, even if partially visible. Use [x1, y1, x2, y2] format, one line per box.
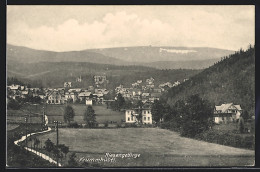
[25, 116, 28, 153]
[53, 121, 62, 146]
[53, 120, 62, 167]
[29, 113, 32, 149]
[42, 106, 45, 130]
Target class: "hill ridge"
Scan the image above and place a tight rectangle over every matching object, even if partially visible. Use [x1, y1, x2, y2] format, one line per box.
[164, 46, 255, 115]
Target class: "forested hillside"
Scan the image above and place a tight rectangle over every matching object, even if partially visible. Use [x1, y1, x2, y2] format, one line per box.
[7, 61, 200, 88]
[164, 46, 255, 115]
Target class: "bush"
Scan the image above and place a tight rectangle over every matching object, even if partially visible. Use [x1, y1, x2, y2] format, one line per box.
[104, 121, 109, 127]
[7, 99, 21, 110]
[68, 122, 79, 128]
[125, 123, 137, 128]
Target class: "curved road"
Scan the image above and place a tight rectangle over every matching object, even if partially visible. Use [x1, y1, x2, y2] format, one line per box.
[13, 127, 62, 167]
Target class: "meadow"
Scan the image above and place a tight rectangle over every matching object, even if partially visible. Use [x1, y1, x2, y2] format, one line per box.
[10, 104, 125, 125]
[31, 128, 254, 167]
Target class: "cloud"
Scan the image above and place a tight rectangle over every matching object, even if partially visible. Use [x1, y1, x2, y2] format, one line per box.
[7, 8, 254, 51]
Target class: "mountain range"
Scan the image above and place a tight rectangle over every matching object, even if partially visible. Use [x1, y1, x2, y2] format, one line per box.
[7, 44, 234, 69]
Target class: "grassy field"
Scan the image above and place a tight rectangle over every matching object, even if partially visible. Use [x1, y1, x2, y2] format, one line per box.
[31, 128, 254, 167]
[9, 104, 124, 124]
[7, 124, 20, 131]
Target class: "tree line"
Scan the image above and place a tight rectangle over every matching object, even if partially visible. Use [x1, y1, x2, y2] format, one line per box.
[63, 105, 97, 128]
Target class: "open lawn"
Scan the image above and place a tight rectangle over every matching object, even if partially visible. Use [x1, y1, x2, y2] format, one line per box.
[7, 124, 20, 131]
[15, 104, 124, 124]
[32, 128, 254, 167]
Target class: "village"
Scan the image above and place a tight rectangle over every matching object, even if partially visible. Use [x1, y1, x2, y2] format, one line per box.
[7, 75, 246, 126]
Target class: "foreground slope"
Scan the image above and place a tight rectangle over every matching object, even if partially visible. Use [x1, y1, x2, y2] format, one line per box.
[33, 128, 254, 166]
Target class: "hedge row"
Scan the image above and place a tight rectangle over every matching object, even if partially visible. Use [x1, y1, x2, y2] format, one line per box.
[59, 121, 156, 129]
[194, 130, 255, 150]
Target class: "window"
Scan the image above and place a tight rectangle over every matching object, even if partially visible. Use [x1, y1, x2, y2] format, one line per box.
[144, 111, 146, 114]
[128, 117, 130, 121]
[148, 117, 150, 121]
[144, 117, 146, 121]
[131, 116, 133, 121]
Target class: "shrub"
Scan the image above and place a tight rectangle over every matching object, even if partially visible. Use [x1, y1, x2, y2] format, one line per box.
[104, 121, 109, 127]
[68, 122, 79, 128]
[125, 123, 137, 128]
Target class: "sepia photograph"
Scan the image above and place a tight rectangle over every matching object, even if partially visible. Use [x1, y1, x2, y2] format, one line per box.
[6, 5, 255, 168]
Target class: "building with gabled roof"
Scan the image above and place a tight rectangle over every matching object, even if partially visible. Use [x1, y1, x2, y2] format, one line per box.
[46, 91, 65, 104]
[214, 103, 242, 124]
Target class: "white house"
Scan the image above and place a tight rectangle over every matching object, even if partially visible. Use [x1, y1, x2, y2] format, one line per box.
[142, 109, 152, 124]
[86, 99, 93, 105]
[137, 80, 142, 84]
[214, 103, 242, 124]
[9, 84, 20, 90]
[64, 82, 72, 88]
[125, 108, 152, 124]
[125, 110, 138, 123]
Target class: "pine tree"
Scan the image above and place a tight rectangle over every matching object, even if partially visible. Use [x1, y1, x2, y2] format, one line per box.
[64, 105, 75, 125]
[84, 106, 96, 128]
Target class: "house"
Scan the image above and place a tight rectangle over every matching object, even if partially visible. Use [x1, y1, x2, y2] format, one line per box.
[64, 82, 72, 88]
[76, 76, 82, 82]
[93, 93, 104, 104]
[173, 81, 181, 87]
[132, 83, 139, 88]
[142, 93, 150, 98]
[146, 77, 154, 85]
[46, 91, 65, 104]
[21, 90, 29, 98]
[125, 109, 138, 123]
[68, 88, 82, 93]
[132, 89, 142, 96]
[78, 91, 92, 101]
[153, 89, 162, 93]
[94, 75, 108, 85]
[137, 80, 142, 84]
[95, 88, 109, 95]
[65, 92, 78, 103]
[86, 99, 93, 105]
[125, 108, 152, 124]
[8, 84, 20, 94]
[88, 86, 94, 91]
[38, 94, 45, 99]
[146, 84, 154, 89]
[214, 103, 242, 124]
[142, 108, 152, 124]
[20, 85, 26, 90]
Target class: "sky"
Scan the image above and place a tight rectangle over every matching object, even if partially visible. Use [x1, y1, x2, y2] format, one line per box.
[7, 5, 255, 52]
